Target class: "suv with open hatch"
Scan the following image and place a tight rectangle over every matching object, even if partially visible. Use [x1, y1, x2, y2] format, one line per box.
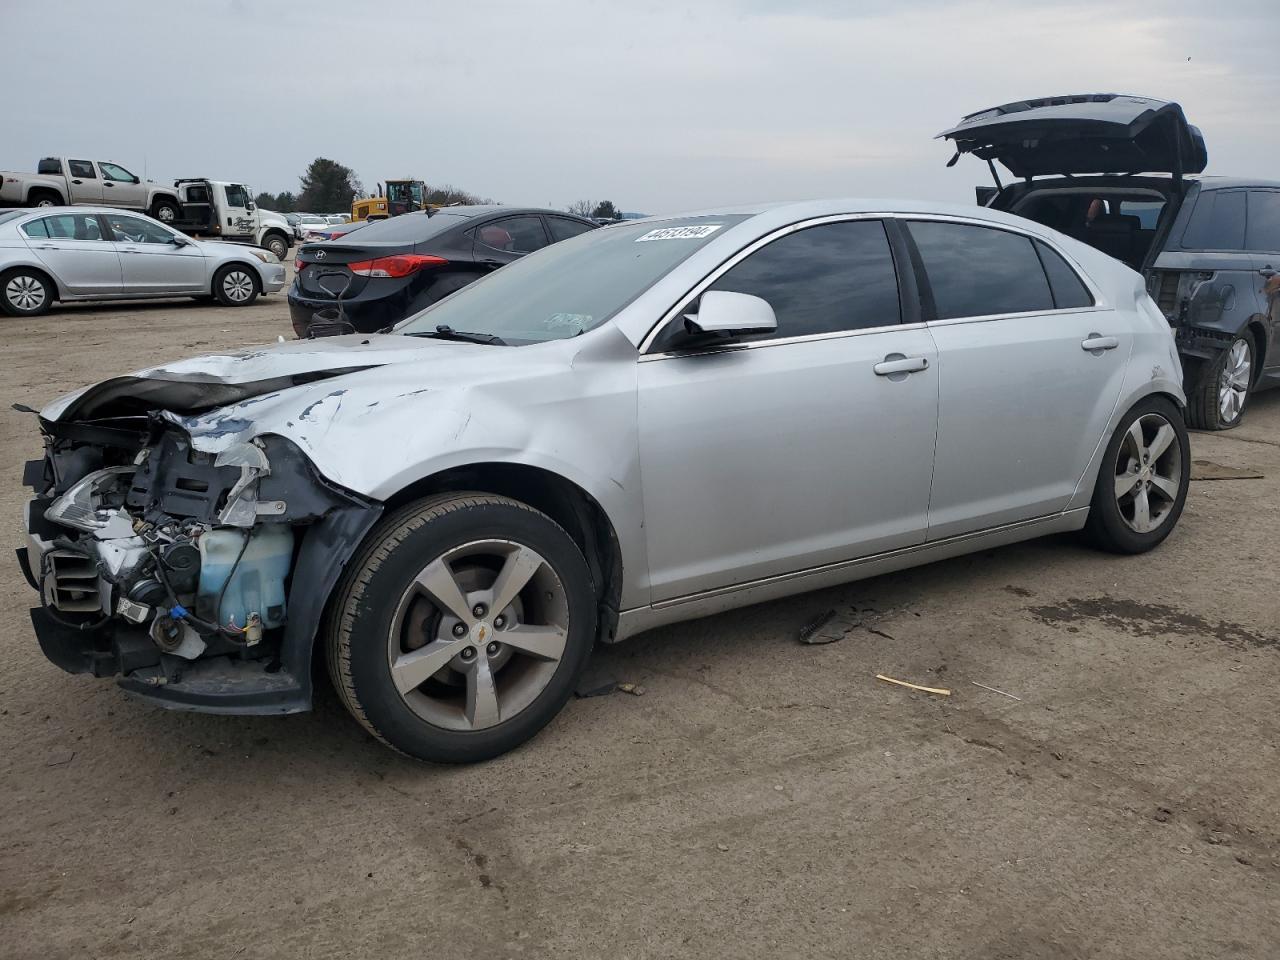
[940, 93, 1280, 429]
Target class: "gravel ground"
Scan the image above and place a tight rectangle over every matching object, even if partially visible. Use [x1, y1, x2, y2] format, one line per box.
[2, 289, 1278, 959]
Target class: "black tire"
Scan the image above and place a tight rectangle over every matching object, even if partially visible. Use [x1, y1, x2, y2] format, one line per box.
[0, 267, 54, 317]
[1186, 331, 1255, 430]
[406, 271, 484, 314]
[262, 232, 289, 262]
[212, 264, 260, 306]
[1084, 395, 1190, 554]
[150, 197, 181, 224]
[27, 190, 62, 208]
[325, 493, 597, 763]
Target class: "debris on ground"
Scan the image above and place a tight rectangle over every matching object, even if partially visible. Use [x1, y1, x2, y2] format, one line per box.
[875, 674, 951, 696]
[1190, 460, 1264, 481]
[799, 608, 855, 644]
[574, 681, 619, 699]
[45, 751, 75, 767]
[573, 679, 646, 698]
[970, 681, 1023, 702]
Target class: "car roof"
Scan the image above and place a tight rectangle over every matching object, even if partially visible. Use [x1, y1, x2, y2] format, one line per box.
[3, 206, 156, 217]
[431, 205, 595, 222]
[1194, 176, 1280, 192]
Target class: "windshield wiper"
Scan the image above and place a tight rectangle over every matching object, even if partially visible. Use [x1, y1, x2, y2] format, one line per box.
[404, 324, 506, 346]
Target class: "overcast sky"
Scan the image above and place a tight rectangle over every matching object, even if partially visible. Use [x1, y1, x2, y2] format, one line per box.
[3, 0, 1277, 214]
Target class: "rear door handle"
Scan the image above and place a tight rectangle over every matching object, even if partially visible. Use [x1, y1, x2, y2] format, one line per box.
[1259, 266, 1276, 279]
[873, 354, 929, 376]
[1081, 334, 1119, 352]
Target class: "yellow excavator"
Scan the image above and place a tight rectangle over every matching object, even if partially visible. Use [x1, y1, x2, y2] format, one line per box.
[351, 179, 426, 222]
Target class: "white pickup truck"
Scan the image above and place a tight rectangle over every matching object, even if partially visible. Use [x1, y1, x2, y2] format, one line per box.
[170, 180, 295, 262]
[0, 157, 182, 221]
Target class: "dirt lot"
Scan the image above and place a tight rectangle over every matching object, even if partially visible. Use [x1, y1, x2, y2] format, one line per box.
[2, 288, 1279, 959]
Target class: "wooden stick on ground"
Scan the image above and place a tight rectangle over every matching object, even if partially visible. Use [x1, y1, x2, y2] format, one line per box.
[875, 674, 952, 696]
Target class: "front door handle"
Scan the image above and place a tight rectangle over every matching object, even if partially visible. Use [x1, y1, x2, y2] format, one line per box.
[1081, 334, 1119, 353]
[873, 354, 929, 377]
[1259, 265, 1276, 279]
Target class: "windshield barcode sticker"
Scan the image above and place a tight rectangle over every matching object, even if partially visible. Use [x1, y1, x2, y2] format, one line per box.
[635, 225, 723, 242]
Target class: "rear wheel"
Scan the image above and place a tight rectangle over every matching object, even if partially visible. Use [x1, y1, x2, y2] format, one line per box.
[1187, 332, 1255, 430]
[27, 191, 60, 209]
[1, 268, 53, 317]
[1084, 395, 1189, 554]
[326, 493, 596, 763]
[212, 264, 259, 306]
[151, 198, 180, 223]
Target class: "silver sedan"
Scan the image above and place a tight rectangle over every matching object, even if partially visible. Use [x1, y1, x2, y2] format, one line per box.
[0, 206, 286, 316]
[22, 198, 1189, 763]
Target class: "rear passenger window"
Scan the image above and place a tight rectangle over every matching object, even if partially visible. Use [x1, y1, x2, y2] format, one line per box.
[547, 217, 596, 242]
[704, 219, 901, 339]
[475, 216, 549, 254]
[68, 160, 96, 179]
[1182, 190, 1246, 250]
[1034, 241, 1094, 309]
[908, 221, 1053, 320]
[1246, 191, 1280, 252]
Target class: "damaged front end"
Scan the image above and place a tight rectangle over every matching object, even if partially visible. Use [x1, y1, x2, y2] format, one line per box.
[21, 409, 381, 714]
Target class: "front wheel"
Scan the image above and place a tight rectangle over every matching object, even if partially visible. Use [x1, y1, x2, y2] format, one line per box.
[1187, 332, 1255, 430]
[325, 493, 597, 763]
[1084, 395, 1190, 554]
[263, 233, 289, 262]
[212, 264, 259, 306]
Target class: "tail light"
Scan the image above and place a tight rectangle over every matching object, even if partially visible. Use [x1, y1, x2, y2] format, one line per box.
[347, 254, 447, 278]
[294, 258, 304, 272]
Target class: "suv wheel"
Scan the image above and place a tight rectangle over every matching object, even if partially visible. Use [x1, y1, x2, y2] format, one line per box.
[1188, 332, 1254, 430]
[1084, 395, 1190, 554]
[326, 493, 596, 763]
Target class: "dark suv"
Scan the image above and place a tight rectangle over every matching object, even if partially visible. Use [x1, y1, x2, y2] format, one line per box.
[940, 94, 1280, 429]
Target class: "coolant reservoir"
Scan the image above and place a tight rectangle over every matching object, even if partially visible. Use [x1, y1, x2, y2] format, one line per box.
[197, 525, 294, 630]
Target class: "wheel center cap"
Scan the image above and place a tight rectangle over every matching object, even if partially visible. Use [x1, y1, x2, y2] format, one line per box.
[474, 622, 491, 645]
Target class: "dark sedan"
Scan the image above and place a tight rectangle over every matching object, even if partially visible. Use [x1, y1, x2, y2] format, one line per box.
[288, 206, 597, 336]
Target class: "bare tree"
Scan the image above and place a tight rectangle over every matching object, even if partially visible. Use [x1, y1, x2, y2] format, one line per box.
[567, 199, 595, 217]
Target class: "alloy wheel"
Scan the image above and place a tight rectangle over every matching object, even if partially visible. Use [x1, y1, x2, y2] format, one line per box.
[5, 275, 46, 311]
[386, 539, 569, 731]
[1113, 413, 1182, 534]
[35, 198, 55, 207]
[1217, 338, 1252, 425]
[156, 206, 176, 222]
[222, 270, 254, 302]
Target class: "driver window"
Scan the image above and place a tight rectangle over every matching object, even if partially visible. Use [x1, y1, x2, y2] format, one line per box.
[651, 219, 902, 351]
[99, 162, 136, 183]
[225, 184, 250, 207]
[106, 215, 176, 244]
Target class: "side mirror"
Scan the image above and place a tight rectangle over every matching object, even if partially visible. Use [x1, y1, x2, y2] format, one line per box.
[170, 234, 190, 246]
[683, 290, 777, 339]
[246, 201, 257, 211]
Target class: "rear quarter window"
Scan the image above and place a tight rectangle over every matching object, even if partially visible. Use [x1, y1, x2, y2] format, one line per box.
[1034, 241, 1094, 309]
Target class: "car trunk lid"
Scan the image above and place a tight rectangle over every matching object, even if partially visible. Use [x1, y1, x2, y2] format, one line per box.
[295, 240, 412, 299]
[937, 94, 1207, 179]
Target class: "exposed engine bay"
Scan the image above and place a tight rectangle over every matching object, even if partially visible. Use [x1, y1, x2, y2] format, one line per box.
[20, 407, 380, 713]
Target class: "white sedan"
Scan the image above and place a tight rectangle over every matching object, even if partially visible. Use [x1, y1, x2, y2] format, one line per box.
[0, 206, 287, 316]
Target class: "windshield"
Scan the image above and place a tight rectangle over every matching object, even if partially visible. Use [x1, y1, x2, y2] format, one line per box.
[396, 215, 746, 344]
